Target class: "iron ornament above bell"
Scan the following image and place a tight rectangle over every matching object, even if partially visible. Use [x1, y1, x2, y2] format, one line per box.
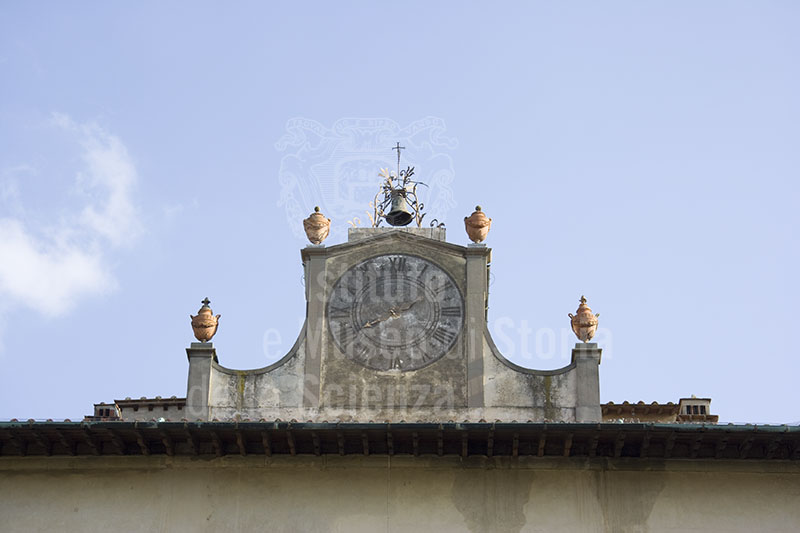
[568, 296, 599, 343]
[191, 298, 221, 343]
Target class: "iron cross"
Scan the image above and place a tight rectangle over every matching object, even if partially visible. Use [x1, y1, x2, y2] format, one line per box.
[392, 141, 405, 178]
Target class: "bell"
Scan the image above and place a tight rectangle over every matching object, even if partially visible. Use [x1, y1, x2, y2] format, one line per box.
[385, 190, 414, 226]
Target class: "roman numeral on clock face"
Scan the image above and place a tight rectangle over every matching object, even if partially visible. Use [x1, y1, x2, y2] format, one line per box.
[440, 306, 461, 317]
[433, 279, 453, 296]
[351, 341, 370, 362]
[329, 255, 464, 371]
[336, 322, 356, 346]
[432, 327, 456, 345]
[388, 256, 407, 273]
[418, 348, 434, 362]
[356, 263, 375, 275]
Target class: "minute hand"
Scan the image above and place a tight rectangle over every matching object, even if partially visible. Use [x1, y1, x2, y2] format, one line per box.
[392, 298, 423, 316]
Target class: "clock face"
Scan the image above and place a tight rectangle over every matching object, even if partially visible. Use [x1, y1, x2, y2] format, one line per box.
[327, 254, 464, 371]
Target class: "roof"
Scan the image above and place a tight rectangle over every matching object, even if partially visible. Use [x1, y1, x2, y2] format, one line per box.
[1, 421, 798, 460]
[602, 401, 680, 416]
[114, 396, 186, 407]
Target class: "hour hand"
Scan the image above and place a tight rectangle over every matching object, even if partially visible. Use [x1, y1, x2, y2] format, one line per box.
[362, 311, 392, 328]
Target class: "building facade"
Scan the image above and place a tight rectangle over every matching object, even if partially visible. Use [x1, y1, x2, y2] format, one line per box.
[2, 224, 798, 532]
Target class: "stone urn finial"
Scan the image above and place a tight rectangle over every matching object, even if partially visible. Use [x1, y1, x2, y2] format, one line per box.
[190, 298, 220, 343]
[568, 296, 599, 343]
[464, 205, 492, 243]
[303, 206, 331, 245]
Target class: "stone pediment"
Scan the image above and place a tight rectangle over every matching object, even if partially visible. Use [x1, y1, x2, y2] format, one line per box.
[185, 227, 601, 424]
[301, 227, 481, 262]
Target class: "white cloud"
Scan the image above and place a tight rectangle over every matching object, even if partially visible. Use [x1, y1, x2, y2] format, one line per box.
[0, 219, 115, 316]
[0, 165, 34, 217]
[0, 114, 141, 320]
[53, 113, 143, 246]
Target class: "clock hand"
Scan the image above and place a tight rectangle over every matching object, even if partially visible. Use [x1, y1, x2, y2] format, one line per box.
[362, 298, 423, 328]
[362, 309, 395, 328]
[394, 298, 423, 315]
[362, 317, 382, 328]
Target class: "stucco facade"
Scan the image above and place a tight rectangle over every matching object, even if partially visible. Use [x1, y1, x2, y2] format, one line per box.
[2, 455, 798, 533]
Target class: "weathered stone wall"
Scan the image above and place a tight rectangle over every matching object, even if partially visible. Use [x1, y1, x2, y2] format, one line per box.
[1, 456, 798, 532]
[483, 336, 578, 421]
[201, 335, 596, 423]
[207, 338, 307, 421]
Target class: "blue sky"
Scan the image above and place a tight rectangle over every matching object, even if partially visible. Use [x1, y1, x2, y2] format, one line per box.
[0, 2, 797, 423]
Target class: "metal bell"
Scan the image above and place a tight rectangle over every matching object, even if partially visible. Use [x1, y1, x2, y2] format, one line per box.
[385, 190, 413, 226]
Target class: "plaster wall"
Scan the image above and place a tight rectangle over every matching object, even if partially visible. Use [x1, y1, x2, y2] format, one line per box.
[484, 336, 577, 421]
[1, 456, 798, 533]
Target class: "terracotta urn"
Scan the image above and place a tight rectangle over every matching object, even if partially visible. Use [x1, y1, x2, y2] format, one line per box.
[303, 206, 331, 245]
[568, 296, 599, 343]
[464, 206, 492, 243]
[190, 298, 220, 343]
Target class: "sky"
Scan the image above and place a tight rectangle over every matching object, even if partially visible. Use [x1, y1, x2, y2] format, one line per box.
[0, 2, 797, 424]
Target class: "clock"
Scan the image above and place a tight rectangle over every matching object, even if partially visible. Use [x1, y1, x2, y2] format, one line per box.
[327, 254, 464, 371]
